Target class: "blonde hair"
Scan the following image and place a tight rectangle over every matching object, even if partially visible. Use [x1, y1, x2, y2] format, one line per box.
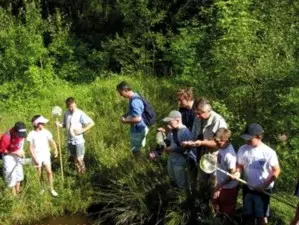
[215, 128, 232, 142]
[177, 87, 194, 101]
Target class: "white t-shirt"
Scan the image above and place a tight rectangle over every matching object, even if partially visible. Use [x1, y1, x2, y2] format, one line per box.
[216, 144, 238, 189]
[237, 143, 279, 189]
[63, 109, 93, 144]
[26, 129, 53, 157]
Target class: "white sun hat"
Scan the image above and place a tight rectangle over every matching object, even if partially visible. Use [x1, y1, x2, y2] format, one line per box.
[33, 116, 49, 126]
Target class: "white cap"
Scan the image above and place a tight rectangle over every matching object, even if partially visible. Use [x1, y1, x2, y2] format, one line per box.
[162, 110, 182, 122]
[33, 116, 49, 126]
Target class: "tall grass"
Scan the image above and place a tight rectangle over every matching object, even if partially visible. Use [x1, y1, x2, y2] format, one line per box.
[0, 75, 297, 225]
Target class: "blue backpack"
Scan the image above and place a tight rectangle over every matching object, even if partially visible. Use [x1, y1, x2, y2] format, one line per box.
[132, 96, 156, 127]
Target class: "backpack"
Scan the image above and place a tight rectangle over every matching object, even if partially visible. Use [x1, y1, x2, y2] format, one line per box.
[132, 96, 156, 127]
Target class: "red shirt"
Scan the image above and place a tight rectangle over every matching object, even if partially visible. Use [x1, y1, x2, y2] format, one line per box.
[0, 129, 24, 153]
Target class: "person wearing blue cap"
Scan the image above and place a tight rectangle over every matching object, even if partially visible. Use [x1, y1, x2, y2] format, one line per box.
[235, 123, 281, 225]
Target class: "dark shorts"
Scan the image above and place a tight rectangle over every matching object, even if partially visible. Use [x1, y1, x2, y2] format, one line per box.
[243, 186, 271, 218]
[68, 143, 85, 158]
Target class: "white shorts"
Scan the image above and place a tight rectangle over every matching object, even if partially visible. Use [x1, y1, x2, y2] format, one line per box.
[34, 154, 51, 167]
[3, 155, 24, 188]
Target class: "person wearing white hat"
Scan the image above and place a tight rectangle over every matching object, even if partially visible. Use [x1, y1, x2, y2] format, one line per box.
[27, 115, 59, 197]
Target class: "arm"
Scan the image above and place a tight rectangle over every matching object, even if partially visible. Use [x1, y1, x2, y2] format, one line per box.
[121, 98, 143, 124]
[121, 116, 142, 124]
[28, 142, 38, 165]
[49, 139, 58, 158]
[262, 165, 280, 188]
[82, 120, 95, 133]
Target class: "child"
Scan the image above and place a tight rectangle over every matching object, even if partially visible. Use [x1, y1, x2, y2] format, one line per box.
[0, 122, 27, 196]
[162, 110, 192, 190]
[27, 115, 58, 197]
[212, 128, 238, 217]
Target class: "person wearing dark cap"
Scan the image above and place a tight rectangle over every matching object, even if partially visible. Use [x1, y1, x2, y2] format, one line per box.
[0, 122, 27, 196]
[234, 123, 281, 225]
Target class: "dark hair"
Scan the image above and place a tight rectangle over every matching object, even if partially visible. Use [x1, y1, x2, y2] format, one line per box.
[116, 81, 131, 91]
[31, 115, 41, 123]
[65, 97, 76, 106]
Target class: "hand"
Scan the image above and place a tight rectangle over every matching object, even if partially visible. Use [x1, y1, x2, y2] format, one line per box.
[157, 127, 166, 133]
[181, 141, 193, 147]
[55, 121, 62, 127]
[54, 150, 58, 158]
[120, 116, 126, 124]
[32, 158, 39, 166]
[74, 128, 84, 135]
[231, 171, 241, 180]
[15, 150, 25, 158]
[254, 183, 267, 192]
[213, 189, 220, 200]
[164, 147, 172, 153]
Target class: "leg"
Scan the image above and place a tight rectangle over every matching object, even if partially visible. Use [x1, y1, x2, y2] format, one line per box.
[173, 157, 187, 191]
[167, 158, 176, 186]
[130, 128, 148, 155]
[243, 192, 255, 225]
[44, 163, 54, 190]
[75, 143, 86, 175]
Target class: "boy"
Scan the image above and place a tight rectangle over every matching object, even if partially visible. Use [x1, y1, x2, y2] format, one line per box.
[235, 123, 280, 225]
[162, 110, 192, 190]
[0, 122, 27, 196]
[212, 128, 238, 217]
[27, 115, 59, 197]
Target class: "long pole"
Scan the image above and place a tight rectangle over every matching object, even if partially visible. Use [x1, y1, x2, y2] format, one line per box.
[216, 167, 296, 208]
[56, 118, 64, 182]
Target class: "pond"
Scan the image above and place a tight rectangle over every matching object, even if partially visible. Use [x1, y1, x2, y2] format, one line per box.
[32, 215, 92, 225]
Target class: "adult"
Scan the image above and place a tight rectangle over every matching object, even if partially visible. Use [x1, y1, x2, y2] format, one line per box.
[56, 97, 95, 175]
[162, 110, 192, 190]
[182, 97, 228, 205]
[235, 123, 280, 225]
[0, 122, 27, 196]
[116, 81, 149, 154]
[177, 88, 195, 131]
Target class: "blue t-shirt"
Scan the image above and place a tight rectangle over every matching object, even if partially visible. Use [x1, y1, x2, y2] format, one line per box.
[129, 93, 147, 132]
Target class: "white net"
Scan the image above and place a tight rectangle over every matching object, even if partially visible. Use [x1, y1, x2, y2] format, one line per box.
[52, 106, 62, 117]
[200, 154, 217, 174]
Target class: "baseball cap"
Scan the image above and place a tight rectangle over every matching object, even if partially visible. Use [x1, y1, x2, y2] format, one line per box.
[241, 123, 264, 140]
[32, 115, 49, 126]
[14, 121, 27, 138]
[162, 110, 181, 122]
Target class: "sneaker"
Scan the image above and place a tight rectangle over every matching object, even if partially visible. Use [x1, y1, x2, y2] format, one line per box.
[50, 189, 58, 197]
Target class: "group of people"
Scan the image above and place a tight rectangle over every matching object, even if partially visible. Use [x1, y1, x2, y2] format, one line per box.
[0, 81, 297, 225]
[0, 97, 94, 197]
[116, 81, 284, 225]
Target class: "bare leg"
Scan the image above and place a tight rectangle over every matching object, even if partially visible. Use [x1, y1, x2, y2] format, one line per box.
[44, 164, 54, 191]
[15, 182, 21, 194]
[11, 186, 17, 196]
